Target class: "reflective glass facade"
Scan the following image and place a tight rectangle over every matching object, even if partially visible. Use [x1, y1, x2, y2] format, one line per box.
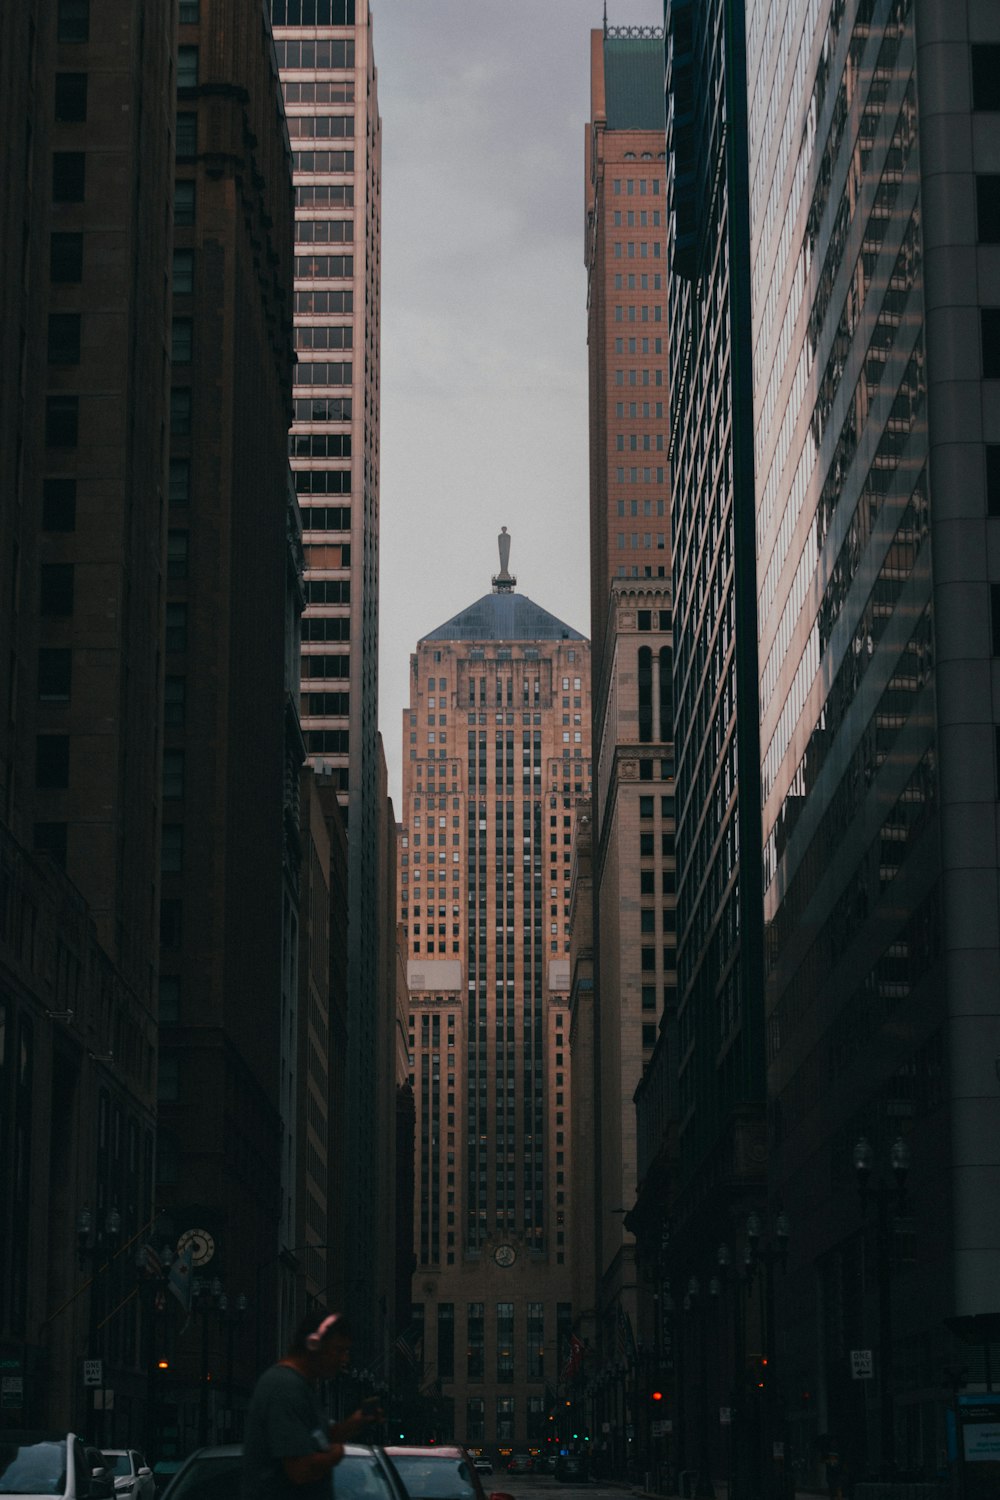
[749, 0, 1000, 1475]
[664, 0, 766, 1205]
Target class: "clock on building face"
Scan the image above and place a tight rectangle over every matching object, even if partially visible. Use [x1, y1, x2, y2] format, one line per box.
[177, 1228, 215, 1266]
[494, 1244, 516, 1268]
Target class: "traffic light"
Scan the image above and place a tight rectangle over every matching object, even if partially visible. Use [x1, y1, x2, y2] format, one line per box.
[650, 1389, 665, 1407]
[746, 1356, 768, 1390]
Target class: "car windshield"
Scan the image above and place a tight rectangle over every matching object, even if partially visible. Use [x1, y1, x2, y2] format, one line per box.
[104, 1459, 132, 1480]
[0, 1442, 68, 1497]
[334, 1455, 398, 1500]
[162, 1454, 243, 1500]
[388, 1459, 475, 1500]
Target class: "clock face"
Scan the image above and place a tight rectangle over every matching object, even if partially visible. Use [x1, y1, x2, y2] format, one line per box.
[177, 1228, 215, 1267]
[494, 1244, 516, 1268]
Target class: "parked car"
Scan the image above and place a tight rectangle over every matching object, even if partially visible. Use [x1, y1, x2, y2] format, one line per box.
[149, 1462, 182, 1500]
[504, 1456, 533, 1476]
[101, 1452, 153, 1500]
[553, 1454, 589, 1484]
[160, 1444, 408, 1500]
[0, 1434, 114, 1500]
[384, 1446, 513, 1500]
[470, 1460, 492, 1478]
[537, 1455, 558, 1475]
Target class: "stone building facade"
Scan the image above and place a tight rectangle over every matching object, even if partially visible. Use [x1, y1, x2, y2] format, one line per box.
[397, 548, 591, 1452]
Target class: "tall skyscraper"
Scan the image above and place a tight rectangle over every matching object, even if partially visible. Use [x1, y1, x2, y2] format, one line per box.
[748, 0, 1000, 1478]
[663, 0, 765, 1209]
[0, 0, 171, 1435]
[269, 0, 388, 1361]
[582, 24, 675, 1469]
[660, 0, 769, 1483]
[155, 0, 305, 1449]
[398, 538, 591, 1452]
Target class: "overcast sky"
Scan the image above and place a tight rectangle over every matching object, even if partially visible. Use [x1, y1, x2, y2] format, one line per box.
[374, 0, 666, 807]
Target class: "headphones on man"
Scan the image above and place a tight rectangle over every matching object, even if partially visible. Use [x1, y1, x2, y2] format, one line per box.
[306, 1313, 344, 1351]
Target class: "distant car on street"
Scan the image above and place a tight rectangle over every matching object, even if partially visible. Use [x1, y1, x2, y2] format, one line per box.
[504, 1456, 533, 1476]
[101, 1451, 153, 1500]
[471, 1460, 492, 1477]
[537, 1455, 558, 1475]
[553, 1455, 589, 1484]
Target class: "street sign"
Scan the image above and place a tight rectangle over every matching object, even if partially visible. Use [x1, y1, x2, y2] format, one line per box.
[719, 1408, 731, 1425]
[83, 1359, 103, 1387]
[1, 1376, 24, 1409]
[850, 1349, 874, 1380]
[772, 1441, 785, 1459]
[651, 1420, 669, 1437]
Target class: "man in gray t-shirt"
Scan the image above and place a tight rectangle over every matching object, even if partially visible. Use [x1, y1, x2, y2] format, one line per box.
[242, 1311, 381, 1500]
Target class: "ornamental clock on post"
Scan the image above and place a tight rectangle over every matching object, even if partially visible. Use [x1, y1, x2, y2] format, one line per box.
[494, 1244, 516, 1268]
[177, 1228, 215, 1267]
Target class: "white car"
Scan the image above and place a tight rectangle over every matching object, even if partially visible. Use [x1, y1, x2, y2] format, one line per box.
[101, 1452, 153, 1500]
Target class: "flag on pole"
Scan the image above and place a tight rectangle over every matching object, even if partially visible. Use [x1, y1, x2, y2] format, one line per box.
[168, 1243, 195, 1313]
[560, 1333, 584, 1382]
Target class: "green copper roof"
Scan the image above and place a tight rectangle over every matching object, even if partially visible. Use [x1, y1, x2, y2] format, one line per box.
[604, 34, 666, 131]
[421, 592, 586, 644]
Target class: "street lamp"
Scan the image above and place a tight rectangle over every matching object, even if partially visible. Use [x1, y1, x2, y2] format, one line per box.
[77, 1205, 122, 1444]
[685, 1277, 715, 1499]
[852, 1134, 910, 1479]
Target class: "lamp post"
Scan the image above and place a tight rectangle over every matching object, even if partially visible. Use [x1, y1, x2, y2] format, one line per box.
[77, 1205, 122, 1444]
[192, 1276, 225, 1447]
[744, 1212, 790, 1500]
[852, 1134, 910, 1479]
[134, 1236, 175, 1457]
[219, 1292, 249, 1442]
[685, 1278, 715, 1499]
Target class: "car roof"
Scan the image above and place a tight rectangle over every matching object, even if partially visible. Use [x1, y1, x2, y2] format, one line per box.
[383, 1448, 468, 1459]
[173, 1446, 379, 1461]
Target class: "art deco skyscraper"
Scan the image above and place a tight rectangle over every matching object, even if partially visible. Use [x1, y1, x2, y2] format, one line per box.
[269, 0, 387, 1359]
[398, 539, 591, 1452]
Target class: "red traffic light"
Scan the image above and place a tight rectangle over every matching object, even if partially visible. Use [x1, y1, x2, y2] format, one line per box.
[650, 1390, 664, 1403]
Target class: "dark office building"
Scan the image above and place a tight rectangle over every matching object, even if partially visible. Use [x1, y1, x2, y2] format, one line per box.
[270, 0, 389, 1365]
[0, 0, 172, 1438]
[748, 0, 1000, 1481]
[663, 0, 766, 1479]
[154, 0, 297, 1449]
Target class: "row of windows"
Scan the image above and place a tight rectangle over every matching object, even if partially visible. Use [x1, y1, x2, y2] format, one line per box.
[290, 432, 351, 456]
[301, 506, 351, 531]
[294, 219, 353, 244]
[612, 177, 662, 194]
[293, 259, 353, 283]
[293, 357, 353, 382]
[272, 39, 355, 68]
[291, 152, 354, 175]
[294, 396, 352, 421]
[293, 469, 350, 494]
[285, 82, 354, 105]
[271, 0, 356, 23]
[286, 115, 354, 140]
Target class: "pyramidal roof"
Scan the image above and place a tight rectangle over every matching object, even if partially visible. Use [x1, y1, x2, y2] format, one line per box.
[420, 527, 586, 644]
[421, 591, 585, 644]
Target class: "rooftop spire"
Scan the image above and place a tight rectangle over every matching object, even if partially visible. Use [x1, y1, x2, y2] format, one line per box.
[492, 526, 516, 594]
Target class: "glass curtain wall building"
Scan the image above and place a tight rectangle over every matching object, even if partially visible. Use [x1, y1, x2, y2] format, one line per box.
[748, 0, 1000, 1476]
[269, 0, 385, 1361]
[663, 0, 766, 1234]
